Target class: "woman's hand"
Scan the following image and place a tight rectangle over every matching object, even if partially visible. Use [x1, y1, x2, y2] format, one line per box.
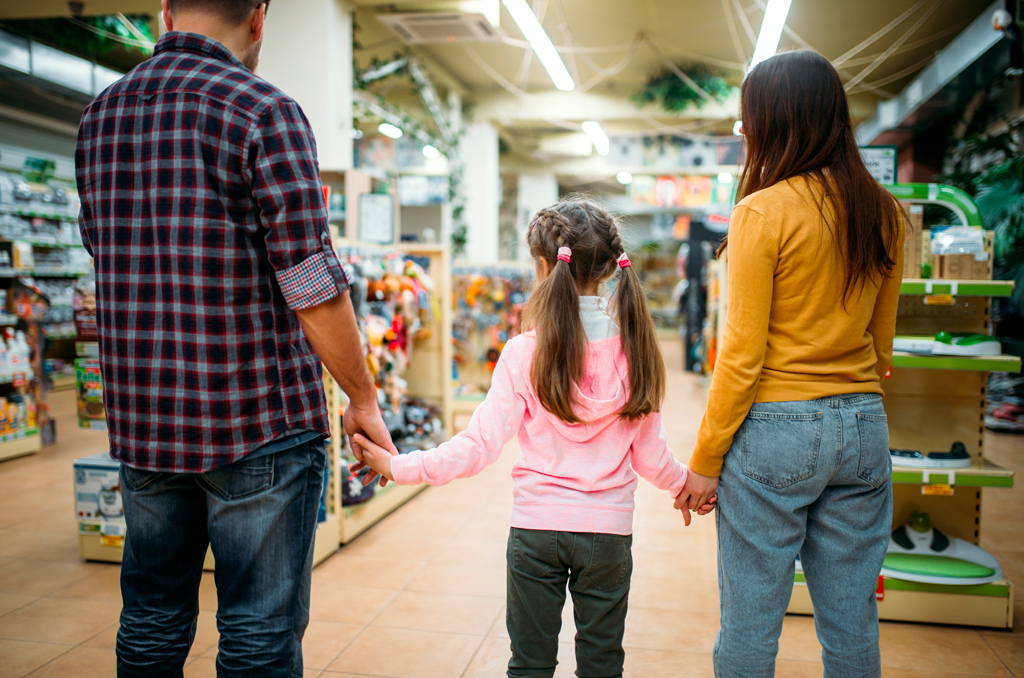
[674, 470, 720, 517]
[349, 433, 397, 485]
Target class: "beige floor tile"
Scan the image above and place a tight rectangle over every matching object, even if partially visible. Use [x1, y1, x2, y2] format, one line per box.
[0, 597, 120, 645]
[461, 635, 578, 678]
[312, 552, 429, 591]
[0, 530, 76, 561]
[337, 530, 447, 563]
[187, 610, 220, 660]
[778, 615, 824, 664]
[372, 591, 503, 636]
[0, 639, 72, 678]
[182, 657, 217, 678]
[81, 623, 118, 649]
[308, 581, 395, 626]
[623, 648, 715, 678]
[0, 507, 42, 530]
[0, 593, 38, 618]
[621, 608, 720, 653]
[198, 572, 218, 611]
[774, 660, 827, 678]
[431, 537, 508, 567]
[22, 646, 115, 678]
[327, 626, 483, 678]
[980, 632, 1024, 677]
[301, 621, 362, 670]
[406, 560, 506, 598]
[877, 622, 1007, 675]
[628, 574, 721, 613]
[0, 560, 93, 597]
[47, 564, 122, 601]
[10, 510, 78, 535]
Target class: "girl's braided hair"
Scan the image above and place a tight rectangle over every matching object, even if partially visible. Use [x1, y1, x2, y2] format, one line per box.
[525, 198, 665, 423]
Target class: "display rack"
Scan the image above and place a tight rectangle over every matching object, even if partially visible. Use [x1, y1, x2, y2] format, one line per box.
[786, 187, 1018, 629]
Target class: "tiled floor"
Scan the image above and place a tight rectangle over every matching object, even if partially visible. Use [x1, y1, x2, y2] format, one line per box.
[1, 345, 1022, 678]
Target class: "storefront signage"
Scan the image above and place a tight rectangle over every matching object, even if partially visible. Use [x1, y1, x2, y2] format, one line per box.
[860, 145, 898, 185]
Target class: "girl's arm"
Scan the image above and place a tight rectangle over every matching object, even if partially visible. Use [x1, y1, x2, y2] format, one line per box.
[358, 342, 528, 486]
[690, 206, 777, 478]
[630, 412, 689, 498]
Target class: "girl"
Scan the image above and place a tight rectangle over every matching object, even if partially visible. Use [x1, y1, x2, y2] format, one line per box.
[677, 50, 905, 678]
[353, 199, 712, 678]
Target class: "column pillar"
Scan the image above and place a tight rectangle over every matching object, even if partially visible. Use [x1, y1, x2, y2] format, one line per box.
[516, 174, 558, 262]
[257, 0, 353, 171]
[459, 121, 499, 262]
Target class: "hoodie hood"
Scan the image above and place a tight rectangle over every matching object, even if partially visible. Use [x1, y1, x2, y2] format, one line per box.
[520, 333, 630, 443]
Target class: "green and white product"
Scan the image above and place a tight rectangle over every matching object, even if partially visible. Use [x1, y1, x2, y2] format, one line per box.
[882, 512, 1003, 585]
[889, 442, 972, 469]
[894, 336, 936, 354]
[932, 332, 1001, 356]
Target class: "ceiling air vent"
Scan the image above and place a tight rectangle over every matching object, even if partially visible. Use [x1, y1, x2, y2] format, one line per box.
[376, 12, 504, 44]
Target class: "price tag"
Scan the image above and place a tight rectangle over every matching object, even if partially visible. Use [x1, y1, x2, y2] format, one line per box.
[924, 294, 955, 306]
[876, 575, 885, 601]
[922, 484, 955, 496]
[100, 535, 124, 547]
[12, 373, 25, 387]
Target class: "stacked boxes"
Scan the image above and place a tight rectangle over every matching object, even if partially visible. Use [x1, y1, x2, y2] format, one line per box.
[76, 342, 105, 431]
[74, 452, 126, 548]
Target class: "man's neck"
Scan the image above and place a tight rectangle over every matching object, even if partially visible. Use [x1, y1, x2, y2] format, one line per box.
[169, 17, 249, 64]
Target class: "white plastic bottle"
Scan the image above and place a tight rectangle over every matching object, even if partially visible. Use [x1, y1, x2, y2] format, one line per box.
[15, 331, 33, 381]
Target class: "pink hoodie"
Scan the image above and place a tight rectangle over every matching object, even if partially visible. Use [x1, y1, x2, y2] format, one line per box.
[391, 318, 689, 535]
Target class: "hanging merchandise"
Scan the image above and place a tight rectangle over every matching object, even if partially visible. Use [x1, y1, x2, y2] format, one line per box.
[889, 442, 972, 468]
[882, 512, 1003, 586]
[451, 266, 532, 397]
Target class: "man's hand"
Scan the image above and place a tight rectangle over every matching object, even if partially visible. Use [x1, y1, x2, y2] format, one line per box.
[674, 469, 720, 524]
[343, 405, 398, 487]
[349, 433, 396, 484]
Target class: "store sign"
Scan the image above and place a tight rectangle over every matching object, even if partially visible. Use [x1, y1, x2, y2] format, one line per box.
[609, 135, 743, 169]
[629, 175, 736, 208]
[398, 175, 449, 206]
[860, 145, 898, 185]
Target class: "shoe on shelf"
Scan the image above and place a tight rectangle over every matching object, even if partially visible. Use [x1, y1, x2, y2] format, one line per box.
[893, 336, 935, 354]
[931, 332, 1002, 356]
[890, 442, 973, 468]
[883, 512, 1003, 585]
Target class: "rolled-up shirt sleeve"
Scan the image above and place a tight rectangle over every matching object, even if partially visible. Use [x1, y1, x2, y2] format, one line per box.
[249, 99, 349, 310]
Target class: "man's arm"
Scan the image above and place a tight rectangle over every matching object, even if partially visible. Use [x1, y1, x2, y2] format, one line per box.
[295, 290, 398, 486]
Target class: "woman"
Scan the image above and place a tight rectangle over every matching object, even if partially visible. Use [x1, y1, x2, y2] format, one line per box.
[676, 50, 904, 678]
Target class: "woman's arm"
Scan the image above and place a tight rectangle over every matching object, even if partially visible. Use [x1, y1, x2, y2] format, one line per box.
[866, 221, 905, 379]
[689, 206, 778, 478]
[358, 341, 528, 486]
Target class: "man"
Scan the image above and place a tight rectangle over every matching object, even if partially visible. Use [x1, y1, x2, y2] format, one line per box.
[75, 1, 396, 675]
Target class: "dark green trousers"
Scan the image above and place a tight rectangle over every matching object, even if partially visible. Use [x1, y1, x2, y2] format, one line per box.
[506, 527, 632, 678]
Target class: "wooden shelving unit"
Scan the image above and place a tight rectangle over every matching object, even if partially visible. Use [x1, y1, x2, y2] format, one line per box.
[0, 430, 41, 461]
[786, 191, 1018, 629]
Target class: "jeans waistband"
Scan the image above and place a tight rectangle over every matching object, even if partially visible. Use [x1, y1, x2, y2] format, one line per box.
[812, 393, 882, 408]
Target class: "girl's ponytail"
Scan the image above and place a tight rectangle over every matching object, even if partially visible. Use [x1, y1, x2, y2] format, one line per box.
[612, 231, 666, 419]
[526, 211, 588, 423]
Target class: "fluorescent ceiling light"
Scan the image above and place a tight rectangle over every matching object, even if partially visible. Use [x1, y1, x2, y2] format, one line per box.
[422, 144, 441, 159]
[616, 172, 633, 185]
[717, 172, 733, 184]
[732, 120, 744, 136]
[582, 121, 609, 156]
[378, 122, 403, 139]
[751, 0, 792, 67]
[502, 0, 575, 91]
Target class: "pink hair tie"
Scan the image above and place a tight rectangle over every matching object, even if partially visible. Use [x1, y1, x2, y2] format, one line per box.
[617, 252, 631, 269]
[557, 247, 572, 263]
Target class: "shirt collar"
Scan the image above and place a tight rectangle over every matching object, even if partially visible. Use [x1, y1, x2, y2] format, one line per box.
[153, 31, 245, 69]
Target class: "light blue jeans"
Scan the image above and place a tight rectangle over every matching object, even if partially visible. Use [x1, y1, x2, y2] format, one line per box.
[714, 394, 892, 678]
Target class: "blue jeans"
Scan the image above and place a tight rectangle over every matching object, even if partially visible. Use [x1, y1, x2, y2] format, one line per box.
[714, 394, 892, 678]
[116, 437, 327, 678]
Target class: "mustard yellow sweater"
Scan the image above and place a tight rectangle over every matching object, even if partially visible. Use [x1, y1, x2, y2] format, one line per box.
[690, 177, 905, 477]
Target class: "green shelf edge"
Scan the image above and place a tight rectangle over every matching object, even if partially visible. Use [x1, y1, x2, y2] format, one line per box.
[892, 353, 1022, 373]
[794, 572, 1010, 598]
[890, 470, 1014, 488]
[899, 281, 1014, 297]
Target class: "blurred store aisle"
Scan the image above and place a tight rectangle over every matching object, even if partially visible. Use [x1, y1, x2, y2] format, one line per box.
[0, 342, 1021, 678]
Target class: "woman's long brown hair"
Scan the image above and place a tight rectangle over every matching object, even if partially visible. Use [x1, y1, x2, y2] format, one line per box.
[730, 50, 901, 298]
[524, 200, 664, 423]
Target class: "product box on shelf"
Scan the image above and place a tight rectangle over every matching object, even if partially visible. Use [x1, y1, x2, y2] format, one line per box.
[933, 253, 991, 280]
[76, 356, 105, 430]
[74, 452, 125, 545]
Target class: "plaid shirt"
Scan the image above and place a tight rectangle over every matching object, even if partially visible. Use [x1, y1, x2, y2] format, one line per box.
[76, 32, 349, 473]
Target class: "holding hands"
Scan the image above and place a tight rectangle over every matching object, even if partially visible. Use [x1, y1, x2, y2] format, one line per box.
[349, 433, 397, 485]
[675, 469, 720, 526]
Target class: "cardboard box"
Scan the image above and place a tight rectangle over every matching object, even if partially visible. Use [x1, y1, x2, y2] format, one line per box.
[74, 452, 126, 544]
[902, 205, 925, 278]
[76, 357, 105, 425]
[933, 252, 991, 280]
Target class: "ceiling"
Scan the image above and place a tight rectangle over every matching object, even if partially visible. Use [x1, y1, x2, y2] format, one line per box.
[353, 0, 995, 170]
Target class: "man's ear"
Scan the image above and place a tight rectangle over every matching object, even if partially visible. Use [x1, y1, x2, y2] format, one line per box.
[161, 0, 173, 31]
[251, 3, 266, 43]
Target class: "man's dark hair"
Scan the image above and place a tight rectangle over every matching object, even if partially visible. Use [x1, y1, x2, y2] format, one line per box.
[168, 0, 268, 24]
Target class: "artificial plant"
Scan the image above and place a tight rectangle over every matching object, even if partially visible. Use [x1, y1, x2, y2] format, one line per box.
[631, 66, 734, 113]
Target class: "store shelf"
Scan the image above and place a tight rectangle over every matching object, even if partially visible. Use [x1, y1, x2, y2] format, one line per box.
[789, 575, 1014, 628]
[78, 419, 107, 431]
[891, 459, 1014, 488]
[0, 430, 41, 461]
[340, 481, 427, 544]
[0, 205, 77, 222]
[49, 375, 75, 391]
[0, 268, 88, 278]
[0, 237, 85, 249]
[900, 279, 1014, 297]
[891, 352, 1022, 373]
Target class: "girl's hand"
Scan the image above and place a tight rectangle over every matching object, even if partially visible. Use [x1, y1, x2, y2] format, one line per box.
[677, 494, 717, 526]
[349, 433, 396, 485]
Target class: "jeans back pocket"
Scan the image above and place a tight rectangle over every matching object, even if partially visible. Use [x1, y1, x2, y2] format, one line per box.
[740, 411, 823, 489]
[856, 413, 890, 488]
[200, 454, 275, 501]
[584, 534, 633, 592]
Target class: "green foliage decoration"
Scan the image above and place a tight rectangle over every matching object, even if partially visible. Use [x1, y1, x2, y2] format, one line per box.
[631, 66, 734, 113]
